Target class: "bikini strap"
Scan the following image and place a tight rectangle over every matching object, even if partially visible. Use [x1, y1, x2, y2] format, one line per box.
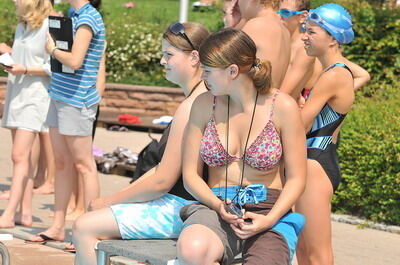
[269, 90, 280, 120]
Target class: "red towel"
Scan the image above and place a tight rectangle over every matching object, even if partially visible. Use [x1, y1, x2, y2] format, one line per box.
[117, 114, 141, 124]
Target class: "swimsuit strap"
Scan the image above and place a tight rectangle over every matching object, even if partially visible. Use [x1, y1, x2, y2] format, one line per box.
[324, 63, 354, 79]
[269, 90, 280, 120]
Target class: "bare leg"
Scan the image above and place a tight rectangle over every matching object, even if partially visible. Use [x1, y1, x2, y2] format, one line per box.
[295, 160, 334, 265]
[16, 135, 40, 226]
[66, 171, 85, 221]
[73, 208, 121, 265]
[28, 127, 76, 241]
[0, 129, 37, 228]
[177, 224, 224, 265]
[65, 135, 99, 209]
[34, 132, 55, 194]
[33, 135, 46, 188]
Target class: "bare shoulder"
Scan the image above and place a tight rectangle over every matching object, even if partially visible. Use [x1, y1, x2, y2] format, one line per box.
[243, 17, 281, 37]
[274, 90, 299, 115]
[316, 66, 352, 93]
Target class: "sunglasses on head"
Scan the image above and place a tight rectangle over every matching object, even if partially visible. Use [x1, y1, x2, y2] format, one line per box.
[169, 22, 196, 51]
[277, 8, 305, 18]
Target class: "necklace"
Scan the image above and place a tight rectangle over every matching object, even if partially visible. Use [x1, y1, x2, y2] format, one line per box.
[224, 92, 259, 204]
[186, 80, 203, 98]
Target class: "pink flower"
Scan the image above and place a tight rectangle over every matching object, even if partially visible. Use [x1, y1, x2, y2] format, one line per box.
[124, 2, 135, 8]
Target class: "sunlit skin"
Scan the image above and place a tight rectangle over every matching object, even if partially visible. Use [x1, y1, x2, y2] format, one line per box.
[279, 0, 306, 34]
[302, 22, 336, 57]
[200, 64, 235, 96]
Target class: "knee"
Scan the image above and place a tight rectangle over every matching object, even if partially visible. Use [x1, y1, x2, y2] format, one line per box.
[178, 234, 211, 265]
[73, 213, 93, 236]
[308, 246, 334, 265]
[74, 158, 96, 176]
[11, 149, 29, 164]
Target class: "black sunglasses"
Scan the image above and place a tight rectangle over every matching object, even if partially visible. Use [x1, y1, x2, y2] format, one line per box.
[169, 22, 196, 51]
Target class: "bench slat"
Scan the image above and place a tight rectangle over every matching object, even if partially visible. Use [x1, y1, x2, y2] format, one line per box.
[97, 239, 177, 265]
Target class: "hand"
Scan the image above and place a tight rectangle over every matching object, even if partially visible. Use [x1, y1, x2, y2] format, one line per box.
[230, 211, 273, 240]
[45, 32, 56, 54]
[217, 199, 242, 226]
[5, 63, 26, 75]
[297, 95, 305, 109]
[88, 196, 111, 211]
[224, 0, 242, 28]
[0, 43, 12, 54]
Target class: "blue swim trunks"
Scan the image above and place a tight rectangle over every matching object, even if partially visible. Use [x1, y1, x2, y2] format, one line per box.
[110, 194, 195, 239]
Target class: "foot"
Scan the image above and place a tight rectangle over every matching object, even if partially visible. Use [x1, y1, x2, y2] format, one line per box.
[65, 209, 85, 222]
[33, 183, 54, 194]
[0, 215, 15, 228]
[0, 190, 10, 200]
[15, 212, 33, 226]
[63, 242, 76, 253]
[26, 228, 65, 243]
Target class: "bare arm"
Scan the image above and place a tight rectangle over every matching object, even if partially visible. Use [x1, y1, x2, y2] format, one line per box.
[96, 54, 106, 96]
[182, 93, 222, 211]
[46, 25, 93, 70]
[264, 94, 306, 224]
[343, 59, 371, 91]
[280, 46, 315, 98]
[90, 98, 193, 209]
[0, 43, 12, 54]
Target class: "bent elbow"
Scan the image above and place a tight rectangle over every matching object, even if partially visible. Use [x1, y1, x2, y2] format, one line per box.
[70, 60, 84, 70]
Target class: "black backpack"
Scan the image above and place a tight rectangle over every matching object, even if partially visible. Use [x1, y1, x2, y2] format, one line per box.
[131, 123, 207, 200]
[131, 124, 171, 181]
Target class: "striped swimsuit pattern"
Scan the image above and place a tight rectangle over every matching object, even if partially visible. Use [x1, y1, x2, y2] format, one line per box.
[49, 3, 105, 108]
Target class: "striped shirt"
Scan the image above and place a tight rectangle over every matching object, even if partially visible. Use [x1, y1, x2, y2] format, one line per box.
[49, 3, 105, 108]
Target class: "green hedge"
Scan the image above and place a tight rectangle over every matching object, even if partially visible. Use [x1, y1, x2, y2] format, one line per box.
[333, 83, 400, 225]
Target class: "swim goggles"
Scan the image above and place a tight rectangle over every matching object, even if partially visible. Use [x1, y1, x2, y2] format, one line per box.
[307, 10, 352, 35]
[277, 8, 304, 18]
[169, 22, 196, 51]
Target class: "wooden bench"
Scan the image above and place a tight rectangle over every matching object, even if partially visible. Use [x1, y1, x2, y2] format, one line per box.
[97, 111, 167, 133]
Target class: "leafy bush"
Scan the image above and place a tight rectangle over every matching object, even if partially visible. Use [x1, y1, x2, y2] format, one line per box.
[333, 83, 400, 225]
[105, 22, 170, 86]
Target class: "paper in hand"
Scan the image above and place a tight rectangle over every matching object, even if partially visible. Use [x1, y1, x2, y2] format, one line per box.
[0, 53, 14, 68]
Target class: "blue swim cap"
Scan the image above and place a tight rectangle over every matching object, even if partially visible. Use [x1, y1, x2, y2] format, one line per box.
[307, 3, 354, 44]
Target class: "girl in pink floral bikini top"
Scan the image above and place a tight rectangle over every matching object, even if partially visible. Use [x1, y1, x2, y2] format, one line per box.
[200, 90, 282, 171]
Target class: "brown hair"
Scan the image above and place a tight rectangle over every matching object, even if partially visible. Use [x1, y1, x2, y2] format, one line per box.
[260, 0, 281, 10]
[199, 28, 272, 94]
[17, 0, 53, 29]
[163, 22, 210, 52]
[296, 0, 310, 10]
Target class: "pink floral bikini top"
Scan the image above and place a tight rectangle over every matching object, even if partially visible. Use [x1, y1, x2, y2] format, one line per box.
[200, 91, 282, 171]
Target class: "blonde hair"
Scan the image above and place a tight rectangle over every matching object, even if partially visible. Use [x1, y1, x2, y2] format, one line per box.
[260, 0, 281, 10]
[17, 0, 53, 29]
[199, 28, 272, 94]
[163, 22, 210, 52]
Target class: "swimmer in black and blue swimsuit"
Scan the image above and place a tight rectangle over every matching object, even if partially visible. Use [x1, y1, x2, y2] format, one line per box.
[306, 63, 353, 191]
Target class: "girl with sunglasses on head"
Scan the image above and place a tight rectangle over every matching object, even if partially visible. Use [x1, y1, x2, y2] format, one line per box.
[294, 4, 360, 265]
[71, 22, 209, 265]
[177, 28, 306, 265]
[224, 0, 291, 88]
[278, 0, 370, 105]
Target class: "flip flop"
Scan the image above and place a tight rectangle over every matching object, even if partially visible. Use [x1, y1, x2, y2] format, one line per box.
[24, 234, 60, 244]
[63, 242, 76, 253]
